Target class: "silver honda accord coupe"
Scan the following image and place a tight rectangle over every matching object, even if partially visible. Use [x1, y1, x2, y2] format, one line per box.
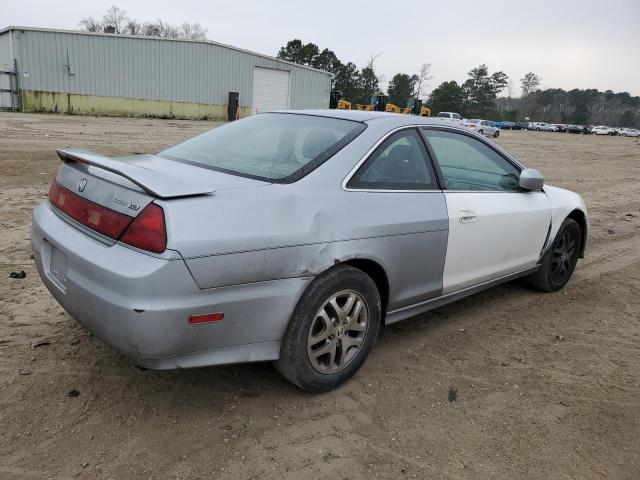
[32, 111, 588, 391]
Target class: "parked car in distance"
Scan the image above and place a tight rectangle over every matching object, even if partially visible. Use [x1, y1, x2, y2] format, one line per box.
[620, 128, 640, 137]
[552, 124, 567, 133]
[592, 126, 616, 135]
[32, 111, 588, 392]
[435, 112, 464, 125]
[534, 123, 558, 132]
[516, 122, 530, 130]
[462, 119, 500, 137]
[565, 124, 583, 134]
[496, 121, 519, 130]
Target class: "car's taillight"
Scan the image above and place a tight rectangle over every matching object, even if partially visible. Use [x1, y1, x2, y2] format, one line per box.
[49, 180, 166, 254]
[120, 203, 166, 253]
[49, 181, 133, 239]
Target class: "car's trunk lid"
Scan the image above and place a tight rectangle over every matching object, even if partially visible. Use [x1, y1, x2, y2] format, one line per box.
[51, 149, 268, 244]
[57, 149, 265, 198]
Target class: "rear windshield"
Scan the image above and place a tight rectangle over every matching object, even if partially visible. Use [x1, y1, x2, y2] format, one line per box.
[160, 113, 366, 183]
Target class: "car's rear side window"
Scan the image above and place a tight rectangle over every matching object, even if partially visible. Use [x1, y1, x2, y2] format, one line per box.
[347, 129, 438, 190]
[160, 113, 366, 183]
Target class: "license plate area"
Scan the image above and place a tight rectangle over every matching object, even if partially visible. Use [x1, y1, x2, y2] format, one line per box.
[49, 244, 68, 292]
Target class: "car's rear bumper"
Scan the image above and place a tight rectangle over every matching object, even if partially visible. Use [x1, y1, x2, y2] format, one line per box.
[31, 201, 311, 369]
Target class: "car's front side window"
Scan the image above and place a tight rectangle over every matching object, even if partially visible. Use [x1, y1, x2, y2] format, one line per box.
[421, 129, 521, 191]
[347, 129, 438, 190]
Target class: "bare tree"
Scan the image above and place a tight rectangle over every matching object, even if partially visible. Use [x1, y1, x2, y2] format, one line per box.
[78, 16, 102, 32]
[102, 5, 128, 34]
[142, 20, 179, 38]
[414, 63, 433, 99]
[179, 22, 208, 40]
[125, 19, 142, 36]
[520, 72, 542, 97]
[365, 52, 382, 70]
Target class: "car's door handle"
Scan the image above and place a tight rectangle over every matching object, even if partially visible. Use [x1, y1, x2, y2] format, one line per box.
[458, 210, 477, 223]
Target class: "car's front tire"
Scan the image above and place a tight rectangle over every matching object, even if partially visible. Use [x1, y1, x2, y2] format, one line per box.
[493, 130, 500, 138]
[275, 265, 381, 392]
[526, 218, 582, 292]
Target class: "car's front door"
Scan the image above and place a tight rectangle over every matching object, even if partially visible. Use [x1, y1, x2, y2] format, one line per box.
[421, 127, 552, 294]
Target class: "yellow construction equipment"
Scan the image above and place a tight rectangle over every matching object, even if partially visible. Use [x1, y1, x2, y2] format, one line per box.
[355, 95, 388, 112]
[337, 99, 352, 110]
[401, 99, 431, 117]
[385, 103, 402, 113]
[333, 93, 430, 116]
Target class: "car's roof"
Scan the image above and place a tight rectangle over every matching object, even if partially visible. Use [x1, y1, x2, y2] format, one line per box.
[273, 109, 457, 127]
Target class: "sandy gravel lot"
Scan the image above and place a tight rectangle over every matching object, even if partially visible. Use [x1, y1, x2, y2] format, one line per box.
[1, 113, 639, 480]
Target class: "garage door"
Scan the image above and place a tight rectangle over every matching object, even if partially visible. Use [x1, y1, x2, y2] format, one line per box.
[252, 67, 290, 114]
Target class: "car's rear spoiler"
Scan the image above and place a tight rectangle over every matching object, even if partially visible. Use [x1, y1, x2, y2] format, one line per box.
[56, 149, 215, 198]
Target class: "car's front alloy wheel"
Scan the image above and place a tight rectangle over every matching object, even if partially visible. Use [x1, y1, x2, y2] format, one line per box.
[526, 218, 582, 292]
[275, 265, 381, 392]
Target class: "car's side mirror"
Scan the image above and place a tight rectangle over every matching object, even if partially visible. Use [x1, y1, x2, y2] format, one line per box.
[519, 168, 544, 191]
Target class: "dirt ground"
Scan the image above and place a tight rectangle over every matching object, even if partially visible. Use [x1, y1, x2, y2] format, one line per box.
[1, 112, 639, 480]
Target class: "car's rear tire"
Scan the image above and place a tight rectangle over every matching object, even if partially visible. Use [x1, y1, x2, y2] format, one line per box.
[478, 129, 484, 135]
[526, 218, 582, 292]
[493, 130, 500, 138]
[275, 265, 381, 392]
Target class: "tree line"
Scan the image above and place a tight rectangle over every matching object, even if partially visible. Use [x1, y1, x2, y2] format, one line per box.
[277, 40, 513, 115]
[79, 5, 207, 40]
[497, 89, 640, 128]
[276, 40, 433, 107]
[278, 39, 639, 127]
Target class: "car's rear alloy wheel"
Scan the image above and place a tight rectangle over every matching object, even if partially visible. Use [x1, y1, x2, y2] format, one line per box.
[526, 218, 582, 292]
[275, 265, 381, 392]
[307, 290, 369, 374]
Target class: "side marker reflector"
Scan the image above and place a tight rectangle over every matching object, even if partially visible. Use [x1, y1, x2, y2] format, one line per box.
[189, 313, 224, 324]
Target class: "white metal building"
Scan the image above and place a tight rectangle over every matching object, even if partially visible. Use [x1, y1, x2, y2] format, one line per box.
[0, 26, 332, 119]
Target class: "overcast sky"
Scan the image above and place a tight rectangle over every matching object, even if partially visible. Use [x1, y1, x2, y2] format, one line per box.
[4, 0, 640, 96]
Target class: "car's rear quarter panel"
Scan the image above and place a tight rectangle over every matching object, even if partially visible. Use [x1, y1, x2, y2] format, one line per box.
[169, 120, 450, 312]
